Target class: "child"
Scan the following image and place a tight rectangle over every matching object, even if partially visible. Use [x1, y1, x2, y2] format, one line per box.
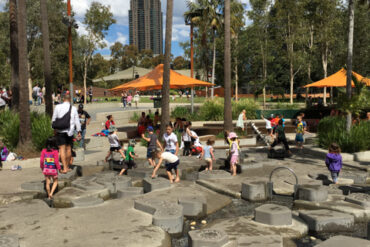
[119, 139, 138, 175]
[40, 138, 61, 199]
[190, 130, 202, 157]
[141, 126, 163, 167]
[201, 139, 215, 171]
[325, 143, 342, 184]
[228, 132, 239, 176]
[152, 150, 180, 183]
[295, 116, 305, 149]
[0, 141, 9, 170]
[163, 124, 179, 155]
[270, 119, 292, 155]
[105, 126, 126, 162]
[105, 115, 115, 130]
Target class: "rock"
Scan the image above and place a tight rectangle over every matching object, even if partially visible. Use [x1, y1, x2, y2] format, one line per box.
[237, 235, 283, 247]
[299, 209, 354, 232]
[198, 170, 233, 180]
[354, 151, 370, 163]
[316, 235, 370, 247]
[188, 229, 229, 247]
[116, 187, 143, 198]
[297, 185, 328, 202]
[127, 168, 153, 178]
[241, 181, 266, 202]
[53, 186, 110, 208]
[73, 148, 85, 162]
[71, 177, 106, 191]
[72, 197, 104, 207]
[178, 196, 207, 218]
[254, 204, 292, 226]
[142, 177, 171, 193]
[58, 166, 78, 181]
[0, 234, 20, 247]
[20, 181, 45, 193]
[345, 193, 370, 209]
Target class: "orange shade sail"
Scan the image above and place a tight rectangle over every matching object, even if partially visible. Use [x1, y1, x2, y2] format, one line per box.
[304, 68, 370, 88]
[109, 64, 214, 92]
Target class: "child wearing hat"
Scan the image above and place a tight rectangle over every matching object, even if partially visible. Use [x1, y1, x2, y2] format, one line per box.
[228, 132, 239, 176]
[141, 126, 163, 167]
[105, 126, 126, 162]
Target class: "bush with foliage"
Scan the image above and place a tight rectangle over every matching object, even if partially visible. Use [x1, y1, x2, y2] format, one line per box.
[317, 116, 370, 153]
[171, 106, 193, 120]
[0, 110, 20, 150]
[31, 112, 54, 151]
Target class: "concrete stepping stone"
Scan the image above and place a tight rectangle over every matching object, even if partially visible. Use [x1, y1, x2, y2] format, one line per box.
[20, 181, 45, 192]
[178, 195, 207, 217]
[198, 170, 233, 180]
[58, 166, 78, 181]
[72, 177, 106, 191]
[254, 204, 292, 226]
[241, 181, 266, 202]
[143, 177, 171, 193]
[188, 229, 229, 247]
[127, 168, 153, 178]
[0, 234, 20, 247]
[95, 175, 132, 193]
[299, 209, 354, 232]
[240, 163, 263, 170]
[345, 193, 370, 209]
[74, 148, 85, 162]
[53, 186, 110, 208]
[297, 185, 328, 202]
[341, 171, 367, 184]
[316, 235, 370, 247]
[72, 197, 104, 207]
[237, 235, 283, 247]
[117, 187, 143, 198]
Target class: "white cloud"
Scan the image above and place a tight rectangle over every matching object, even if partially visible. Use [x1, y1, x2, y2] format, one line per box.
[116, 32, 127, 45]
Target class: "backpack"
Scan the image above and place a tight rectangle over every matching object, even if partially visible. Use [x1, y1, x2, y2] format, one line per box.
[43, 152, 58, 176]
[52, 105, 72, 130]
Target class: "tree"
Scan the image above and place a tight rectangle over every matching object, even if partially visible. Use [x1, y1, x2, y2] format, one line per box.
[40, 0, 52, 116]
[224, 0, 233, 131]
[17, 0, 32, 149]
[81, 2, 115, 104]
[173, 56, 188, 70]
[160, 0, 174, 137]
[345, 0, 354, 132]
[9, 0, 19, 110]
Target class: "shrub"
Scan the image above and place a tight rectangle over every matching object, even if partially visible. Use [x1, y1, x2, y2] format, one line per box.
[0, 110, 20, 150]
[171, 107, 192, 120]
[232, 98, 258, 119]
[198, 99, 224, 121]
[317, 116, 370, 153]
[31, 112, 54, 151]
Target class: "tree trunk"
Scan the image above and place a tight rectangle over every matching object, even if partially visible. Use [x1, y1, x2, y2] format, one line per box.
[40, 0, 53, 116]
[211, 29, 216, 99]
[9, 0, 19, 111]
[346, 0, 354, 132]
[234, 35, 239, 102]
[160, 0, 173, 137]
[223, 0, 233, 132]
[261, 43, 267, 109]
[322, 43, 328, 106]
[289, 58, 294, 105]
[17, 0, 32, 148]
[83, 56, 88, 105]
[287, 15, 294, 105]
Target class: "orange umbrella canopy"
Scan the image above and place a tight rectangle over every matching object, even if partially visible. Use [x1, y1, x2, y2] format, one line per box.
[304, 68, 370, 88]
[109, 64, 214, 92]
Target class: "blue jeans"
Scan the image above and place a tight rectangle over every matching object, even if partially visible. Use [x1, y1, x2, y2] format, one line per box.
[331, 171, 339, 183]
[123, 100, 127, 108]
[76, 129, 86, 148]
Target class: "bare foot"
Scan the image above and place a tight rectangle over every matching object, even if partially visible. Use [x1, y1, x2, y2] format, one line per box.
[169, 180, 174, 184]
[205, 168, 209, 171]
[175, 178, 180, 183]
[232, 174, 237, 176]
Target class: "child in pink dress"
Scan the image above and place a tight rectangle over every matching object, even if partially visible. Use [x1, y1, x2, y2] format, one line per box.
[40, 138, 61, 199]
[228, 132, 239, 176]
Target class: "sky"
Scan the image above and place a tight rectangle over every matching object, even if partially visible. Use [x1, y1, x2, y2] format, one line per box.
[0, 0, 250, 58]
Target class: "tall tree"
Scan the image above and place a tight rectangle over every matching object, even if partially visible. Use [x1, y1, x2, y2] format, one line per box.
[224, 0, 233, 131]
[160, 0, 174, 136]
[82, 2, 115, 104]
[9, 0, 19, 110]
[345, 0, 354, 132]
[17, 0, 32, 149]
[40, 0, 52, 116]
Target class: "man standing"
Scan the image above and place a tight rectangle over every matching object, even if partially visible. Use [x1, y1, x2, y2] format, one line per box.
[77, 104, 91, 148]
[88, 87, 93, 103]
[52, 93, 81, 173]
[32, 84, 41, 106]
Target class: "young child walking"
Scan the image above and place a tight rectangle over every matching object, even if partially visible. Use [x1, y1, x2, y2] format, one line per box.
[325, 143, 342, 184]
[105, 126, 126, 162]
[40, 138, 61, 199]
[142, 126, 163, 167]
[295, 116, 305, 149]
[152, 150, 180, 183]
[228, 132, 239, 176]
[119, 139, 138, 175]
[201, 139, 215, 171]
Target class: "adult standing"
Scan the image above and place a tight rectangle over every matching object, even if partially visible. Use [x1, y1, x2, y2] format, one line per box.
[237, 110, 247, 134]
[52, 93, 81, 173]
[77, 104, 91, 149]
[88, 86, 93, 103]
[121, 92, 127, 108]
[32, 84, 41, 106]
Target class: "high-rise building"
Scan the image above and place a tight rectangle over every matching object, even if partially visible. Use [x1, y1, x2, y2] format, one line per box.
[129, 0, 163, 55]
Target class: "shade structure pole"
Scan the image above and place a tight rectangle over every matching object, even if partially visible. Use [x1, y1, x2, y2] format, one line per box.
[191, 87, 194, 113]
[323, 86, 327, 106]
[190, 22, 194, 114]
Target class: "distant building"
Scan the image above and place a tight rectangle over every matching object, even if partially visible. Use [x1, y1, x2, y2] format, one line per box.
[129, 0, 163, 55]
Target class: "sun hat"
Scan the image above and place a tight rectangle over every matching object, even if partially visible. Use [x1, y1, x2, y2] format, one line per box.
[108, 126, 117, 133]
[147, 126, 154, 132]
[228, 132, 238, 139]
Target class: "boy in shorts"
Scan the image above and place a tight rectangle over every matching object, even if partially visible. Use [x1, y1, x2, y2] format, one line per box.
[105, 126, 126, 162]
[119, 139, 138, 175]
[141, 126, 163, 167]
[151, 150, 180, 183]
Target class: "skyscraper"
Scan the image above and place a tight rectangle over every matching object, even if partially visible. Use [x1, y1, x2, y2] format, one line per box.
[129, 0, 163, 55]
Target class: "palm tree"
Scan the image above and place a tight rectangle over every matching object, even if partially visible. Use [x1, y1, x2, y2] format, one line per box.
[17, 0, 32, 148]
[9, 0, 19, 111]
[40, 0, 53, 117]
[224, 0, 233, 131]
[160, 0, 174, 136]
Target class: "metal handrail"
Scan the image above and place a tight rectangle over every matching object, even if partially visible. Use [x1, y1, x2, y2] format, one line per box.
[269, 166, 298, 185]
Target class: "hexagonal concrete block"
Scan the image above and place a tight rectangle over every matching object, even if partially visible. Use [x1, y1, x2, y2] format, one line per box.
[153, 204, 184, 234]
[21, 181, 45, 193]
[72, 177, 106, 191]
[240, 163, 263, 171]
[297, 185, 328, 202]
[117, 187, 143, 198]
[345, 193, 370, 209]
[241, 181, 266, 202]
[316, 235, 370, 247]
[237, 235, 283, 247]
[188, 229, 229, 247]
[72, 197, 104, 207]
[58, 166, 78, 181]
[341, 171, 367, 184]
[254, 204, 292, 226]
[354, 151, 370, 163]
[178, 196, 207, 218]
[143, 177, 171, 193]
[299, 209, 354, 232]
[53, 186, 110, 208]
[127, 168, 153, 178]
[0, 234, 20, 247]
[198, 170, 233, 180]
